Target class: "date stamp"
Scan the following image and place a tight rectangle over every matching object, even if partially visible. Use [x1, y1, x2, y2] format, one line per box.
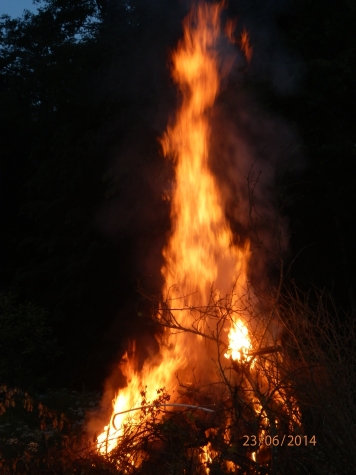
[243, 434, 316, 447]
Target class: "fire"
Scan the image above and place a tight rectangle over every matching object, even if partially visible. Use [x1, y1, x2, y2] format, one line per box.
[97, 1, 252, 456]
[225, 21, 253, 64]
[240, 28, 253, 63]
[224, 318, 253, 363]
[96, 347, 184, 454]
[95, 3, 301, 469]
[159, 1, 251, 390]
[160, 1, 250, 308]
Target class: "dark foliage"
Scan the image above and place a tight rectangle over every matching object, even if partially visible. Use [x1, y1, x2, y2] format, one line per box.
[272, 0, 356, 308]
[0, 0, 184, 390]
[0, 294, 61, 390]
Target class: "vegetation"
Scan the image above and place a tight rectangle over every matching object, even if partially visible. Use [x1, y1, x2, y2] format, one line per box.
[0, 294, 61, 390]
[0, 385, 103, 474]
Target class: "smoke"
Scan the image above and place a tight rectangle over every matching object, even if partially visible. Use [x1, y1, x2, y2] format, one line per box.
[211, 91, 302, 288]
[204, 0, 305, 290]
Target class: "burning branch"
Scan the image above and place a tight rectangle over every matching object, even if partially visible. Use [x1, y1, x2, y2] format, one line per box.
[112, 403, 214, 431]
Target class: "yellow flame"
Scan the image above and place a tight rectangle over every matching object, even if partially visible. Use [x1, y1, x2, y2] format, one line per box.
[160, 0, 251, 381]
[224, 318, 253, 363]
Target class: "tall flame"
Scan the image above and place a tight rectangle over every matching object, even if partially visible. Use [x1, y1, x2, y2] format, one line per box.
[160, 1, 251, 375]
[97, 2, 252, 455]
[161, 1, 250, 297]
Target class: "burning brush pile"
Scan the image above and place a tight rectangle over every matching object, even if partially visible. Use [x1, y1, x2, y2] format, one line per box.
[89, 2, 356, 475]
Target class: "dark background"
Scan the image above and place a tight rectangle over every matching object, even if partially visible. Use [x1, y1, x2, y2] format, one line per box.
[0, 0, 355, 392]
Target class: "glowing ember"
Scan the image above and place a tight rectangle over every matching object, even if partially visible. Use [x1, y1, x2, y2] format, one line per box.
[201, 443, 213, 474]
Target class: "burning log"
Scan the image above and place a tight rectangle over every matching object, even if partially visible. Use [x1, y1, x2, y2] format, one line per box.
[229, 344, 282, 373]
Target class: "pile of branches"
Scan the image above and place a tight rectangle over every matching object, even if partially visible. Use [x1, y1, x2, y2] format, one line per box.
[104, 284, 354, 475]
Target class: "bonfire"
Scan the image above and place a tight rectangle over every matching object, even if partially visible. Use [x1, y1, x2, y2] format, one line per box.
[95, 2, 304, 473]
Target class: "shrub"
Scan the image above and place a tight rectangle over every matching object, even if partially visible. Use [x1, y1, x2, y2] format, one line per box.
[0, 293, 61, 390]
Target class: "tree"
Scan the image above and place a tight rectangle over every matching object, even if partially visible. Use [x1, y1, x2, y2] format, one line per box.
[0, 0, 133, 388]
[0, 0, 185, 389]
[273, 0, 356, 310]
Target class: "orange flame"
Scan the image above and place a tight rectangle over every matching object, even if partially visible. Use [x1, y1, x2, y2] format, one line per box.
[160, 2, 250, 360]
[97, 1, 252, 456]
[240, 27, 253, 63]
